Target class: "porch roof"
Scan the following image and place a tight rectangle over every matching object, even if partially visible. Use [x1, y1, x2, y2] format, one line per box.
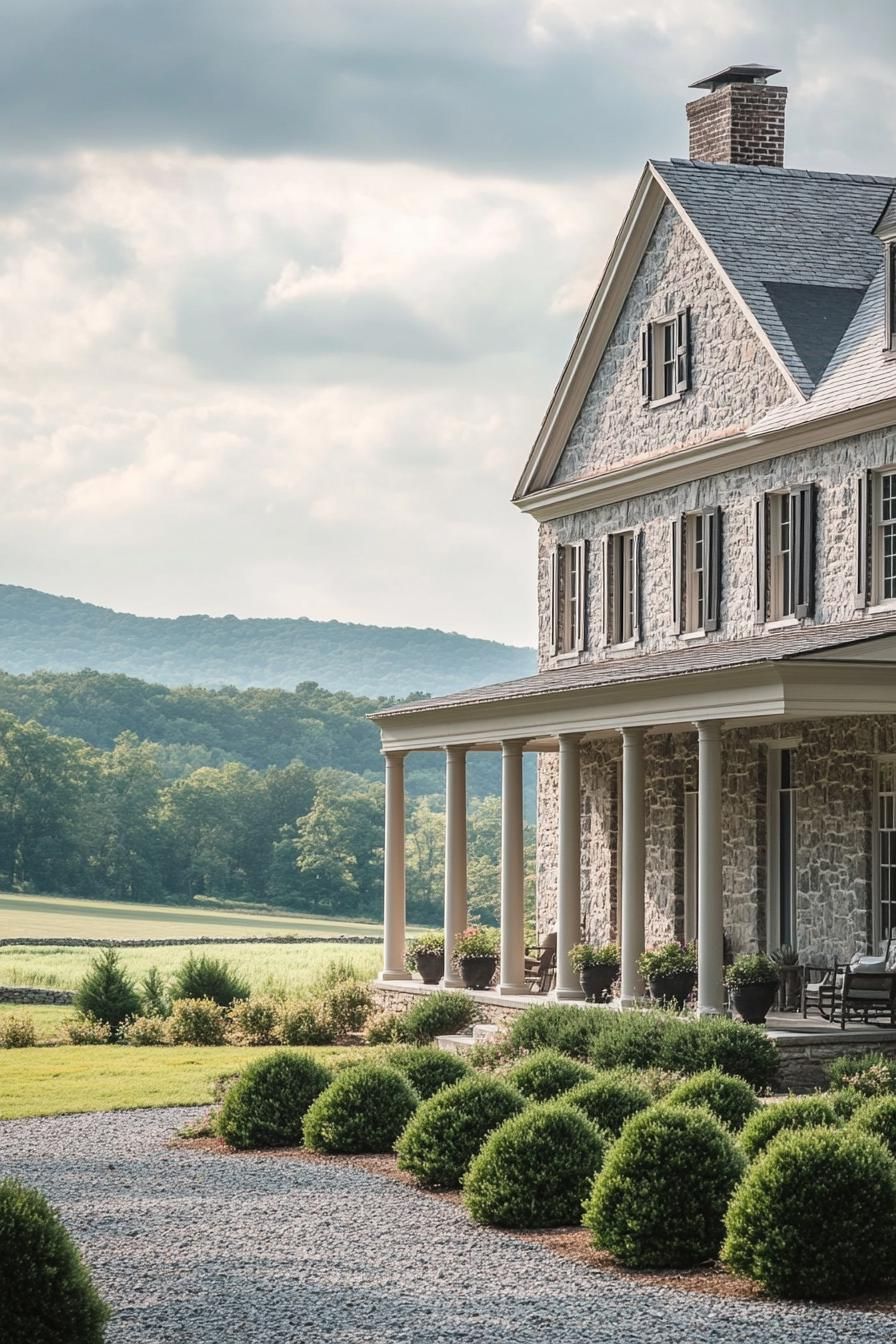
[372, 615, 896, 751]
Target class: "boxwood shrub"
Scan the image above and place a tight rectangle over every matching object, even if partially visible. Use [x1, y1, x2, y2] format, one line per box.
[386, 1046, 470, 1100]
[395, 992, 477, 1045]
[723, 1128, 896, 1298]
[583, 1105, 745, 1267]
[664, 1069, 759, 1131]
[562, 1072, 652, 1137]
[506, 1003, 610, 1060]
[739, 1095, 838, 1161]
[0, 1178, 110, 1343]
[506, 1049, 595, 1101]
[586, 1013, 778, 1090]
[829, 1087, 866, 1121]
[303, 1064, 418, 1153]
[851, 1095, 896, 1159]
[217, 1050, 332, 1149]
[395, 1075, 525, 1188]
[464, 1102, 607, 1227]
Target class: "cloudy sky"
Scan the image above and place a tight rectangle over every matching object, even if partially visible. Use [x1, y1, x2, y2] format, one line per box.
[0, 0, 894, 647]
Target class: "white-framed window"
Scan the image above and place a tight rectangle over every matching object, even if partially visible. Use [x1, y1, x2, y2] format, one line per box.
[767, 747, 797, 951]
[602, 530, 640, 646]
[549, 540, 587, 656]
[671, 508, 721, 634]
[640, 309, 691, 405]
[876, 758, 896, 944]
[873, 469, 896, 605]
[754, 485, 816, 624]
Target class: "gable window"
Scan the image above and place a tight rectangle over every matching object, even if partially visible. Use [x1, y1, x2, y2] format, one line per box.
[754, 485, 816, 624]
[671, 508, 722, 634]
[640, 309, 691, 405]
[602, 530, 641, 646]
[886, 243, 896, 355]
[549, 541, 587, 656]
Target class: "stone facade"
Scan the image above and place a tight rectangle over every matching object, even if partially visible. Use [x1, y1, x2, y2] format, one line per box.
[537, 715, 896, 965]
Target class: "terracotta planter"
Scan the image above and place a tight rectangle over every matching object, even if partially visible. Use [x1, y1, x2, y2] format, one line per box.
[731, 980, 777, 1025]
[413, 949, 444, 985]
[458, 955, 498, 990]
[648, 970, 696, 1011]
[579, 963, 618, 1003]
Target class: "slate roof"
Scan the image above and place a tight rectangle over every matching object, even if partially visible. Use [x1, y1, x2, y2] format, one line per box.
[651, 159, 895, 398]
[875, 190, 896, 237]
[372, 612, 896, 720]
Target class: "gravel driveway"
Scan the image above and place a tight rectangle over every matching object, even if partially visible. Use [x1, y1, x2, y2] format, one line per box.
[0, 1108, 888, 1343]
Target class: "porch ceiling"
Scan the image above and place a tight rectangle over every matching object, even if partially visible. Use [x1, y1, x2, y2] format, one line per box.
[371, 616, 896, 752]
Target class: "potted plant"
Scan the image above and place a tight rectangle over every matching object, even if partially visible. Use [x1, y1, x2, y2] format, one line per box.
[406, 931, 445, 984]
[570, 943, 620, 1002]
[726, 952, 780, 1024]
[453, 926, 499, 990]
[770, 943, 800, 1011]
[639, 941, 697, 1010]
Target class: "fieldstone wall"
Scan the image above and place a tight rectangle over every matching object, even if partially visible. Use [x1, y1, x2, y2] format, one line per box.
[0, 935, 381, 948]
[537, 716, 896, 965]
[0, 986, 74, 1004]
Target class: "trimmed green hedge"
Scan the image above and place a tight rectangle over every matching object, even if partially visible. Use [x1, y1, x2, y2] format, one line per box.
[386, 1046, 470, 1100]
[395, 1075, 525, 1189]
[217, 1050, 331, 1149]
[464, 1102, 607, 1228]
[303, 1064, 418, 1153]
[739, 1096, 838, 1161]
[851, 1095, 896, 1159]
[562, 1073, 652, 1137]
[506, 1049, 595, 1101]
[395, 992, 476, 1045]
[664, 1069, 759, 1131]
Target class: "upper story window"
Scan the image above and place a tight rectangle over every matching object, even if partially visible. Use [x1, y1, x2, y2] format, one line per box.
[601, 530, 641, 647]
[754, 485, 816, 624]
[549, 541, 587, 656]
[857, 468, 896, 610]
[640, 309, 691, 405]
[671, 507, 722, 634]
[886, 243, 896, 356]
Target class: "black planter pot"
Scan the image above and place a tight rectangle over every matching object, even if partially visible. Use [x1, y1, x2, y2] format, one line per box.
[579, 963, 619, 1003]
[459, 955, 498, 990]
[648, 970, 696, 1011]
[731, 980, 778, 1025]
[414, 949, 445, 985]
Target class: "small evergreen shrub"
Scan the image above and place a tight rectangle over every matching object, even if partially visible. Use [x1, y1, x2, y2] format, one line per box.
[691, 1016, 779, 1090]
[140, 966, 170, 1018]
[396, 991, 477, 1045]
[664, 1069, 759, 1131]
[0, 1178, 110, 1342]
[73, 947, 140, 1038]
[229, 996, 281, 1046]
[63, 1014, 113, 1045]
[464, 1102, 607, 1228]
[217, 1050, 332, 1149]
[386, 1045, 470, 1099]
[170, 954, 249, 1007]
[828, 1052, 896, 1097]
[583, 1105, 745, 1268]
[309, 956, 365, 991]
[829, 1087, 866, 1121]
[0, 1015, 35, 1048]
[507, 1003, 610, 1060]
[740, 1096, 838, 1161]
[395, 1076, 525, 1188]
[586, 1012, 778, 1090]
[319, 979, 372, 1036]
[279, 1000, 335, 1046]
[506, 1049, 595, 1101]
[121, 1015, 167, 1046]
[365, 1011, 402, 1045]
[563, 1072, 652, 1137]
[851, 1095, 896, 1159]
[166, 997, 228, 1046]
[723, 1128, 896, 1298]
[303, 1064, 418, 1153]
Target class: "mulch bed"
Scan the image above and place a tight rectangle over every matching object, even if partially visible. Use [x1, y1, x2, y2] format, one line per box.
[175, 1132, 896, 1314]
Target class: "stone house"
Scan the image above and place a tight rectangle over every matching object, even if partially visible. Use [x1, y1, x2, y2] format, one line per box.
[372, 65, 896, 1015]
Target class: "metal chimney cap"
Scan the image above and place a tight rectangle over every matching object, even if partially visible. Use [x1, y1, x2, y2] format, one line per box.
[690, 64, 781, 92]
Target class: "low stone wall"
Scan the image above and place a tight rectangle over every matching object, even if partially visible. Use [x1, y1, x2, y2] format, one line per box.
[0, 986, 74, 1004]
[0, 935, 381, 948]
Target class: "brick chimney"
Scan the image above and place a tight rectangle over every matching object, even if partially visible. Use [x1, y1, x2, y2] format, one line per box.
[687, 64, 787, 168]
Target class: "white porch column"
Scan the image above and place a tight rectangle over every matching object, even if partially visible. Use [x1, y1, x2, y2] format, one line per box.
[554, 732, 584, 1000]
[696, 720, 725, 1016]
[619, 726, 646, 1006]
[499, 740, 526, 995]
[441, 745, 468, 989]
[379, 750, 408, 981]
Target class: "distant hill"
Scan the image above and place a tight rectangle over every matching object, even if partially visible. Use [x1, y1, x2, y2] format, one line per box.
[0, 586, 535, 697]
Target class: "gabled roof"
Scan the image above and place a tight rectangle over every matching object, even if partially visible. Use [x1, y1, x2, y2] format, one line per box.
[515, 159, 896, 503]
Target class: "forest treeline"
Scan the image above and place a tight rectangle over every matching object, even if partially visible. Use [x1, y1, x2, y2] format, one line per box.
[0, 713, 534, 924]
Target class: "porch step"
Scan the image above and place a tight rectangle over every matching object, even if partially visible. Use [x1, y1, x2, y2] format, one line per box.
[472, 1023, 504, 1043]
[435, 1032, 476, 1055]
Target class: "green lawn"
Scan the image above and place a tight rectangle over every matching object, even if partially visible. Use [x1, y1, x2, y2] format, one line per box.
[0, 1003, 70, 1042]
[0, 1043, 362, 1119]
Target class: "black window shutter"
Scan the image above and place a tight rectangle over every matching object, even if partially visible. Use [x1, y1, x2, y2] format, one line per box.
[675, 307, 691, 394]
[549, 545, 560, 655]
[753, 497, 767, 625]
[703, 505, 722, 631]
[574, 539, 588, 652]
[855, 471, 870, 610]
[640, 323, 652, 403]
[887, 244, 895, 351]
[632, 530, 643, 643]
[669, 517, 682, 633]
[793, 484, 817, 619]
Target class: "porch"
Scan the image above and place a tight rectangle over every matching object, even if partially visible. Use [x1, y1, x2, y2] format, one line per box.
[370, 615, 896, 1018]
